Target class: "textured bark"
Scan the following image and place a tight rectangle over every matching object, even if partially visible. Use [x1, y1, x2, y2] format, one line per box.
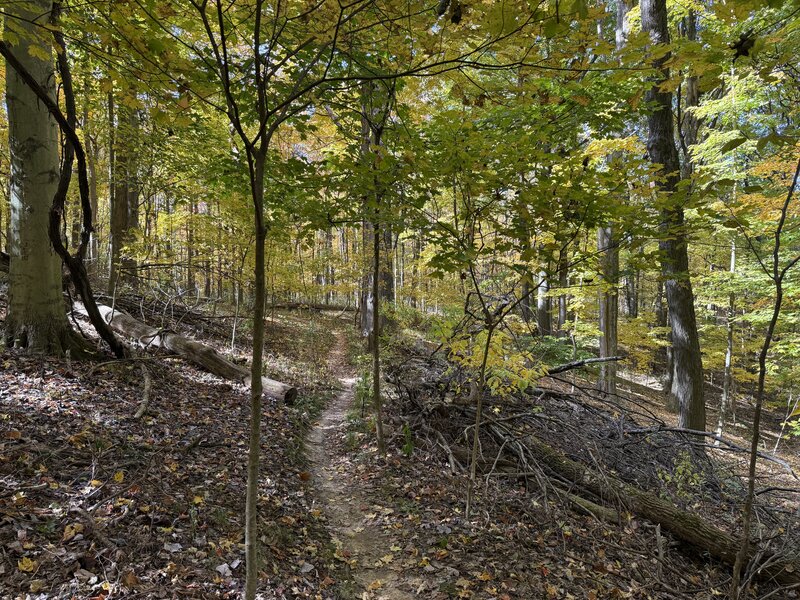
[536, 270, 552, 336]
[3, 0, 73, 353]
[641, 0, 705, 431]
[598, 226, 619, 394]
[717, 239, 736, 440]
[109, 93, 139, 293]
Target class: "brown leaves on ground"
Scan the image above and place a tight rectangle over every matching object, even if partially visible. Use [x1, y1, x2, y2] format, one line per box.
[0, 312, 346, 598]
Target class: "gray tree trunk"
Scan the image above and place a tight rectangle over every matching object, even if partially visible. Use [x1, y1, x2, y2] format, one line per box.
[641, 0, 705, 432]
[598, 226, 619, 394]
[536, 270, 551, 336]
[4, 0, 73, 353]
[716, 239, 736, 440]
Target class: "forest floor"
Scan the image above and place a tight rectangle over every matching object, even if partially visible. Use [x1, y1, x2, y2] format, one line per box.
[2, 298, 800, 599]
[305, 332, 430, 599]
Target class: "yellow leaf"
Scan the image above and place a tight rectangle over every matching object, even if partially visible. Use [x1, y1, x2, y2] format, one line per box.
[18, 557, 37, 572]
[477, 571, 492, 581]
[193, 495, 204, 505]
[90, 479, 102, 487]
[367, 579, 383, 591]
[114, 471, 125, 483]
[63, 522, 84, 542]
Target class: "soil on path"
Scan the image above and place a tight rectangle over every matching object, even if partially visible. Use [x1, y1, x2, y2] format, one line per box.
[306, 332, 427, 600]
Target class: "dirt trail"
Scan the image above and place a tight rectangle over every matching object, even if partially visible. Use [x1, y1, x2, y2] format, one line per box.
[306, 332, 427, 599]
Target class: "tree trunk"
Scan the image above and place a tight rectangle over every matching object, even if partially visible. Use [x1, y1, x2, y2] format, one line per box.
[536, 270, 551, 336]
[3, 0, 73, 353]
[641, 0, 705, 431]
[245, 150, 267, 600]
[716, 239, 736, 440]
[597, 226, 618, 394]
[109, 92, 139, 293]
[372, 219, 386, 455]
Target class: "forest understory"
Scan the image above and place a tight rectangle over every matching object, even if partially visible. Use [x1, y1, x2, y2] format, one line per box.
[1, 292, 799, 599]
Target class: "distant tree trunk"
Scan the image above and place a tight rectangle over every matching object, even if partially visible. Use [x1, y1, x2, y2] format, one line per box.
[598, 226, 618, 394]
[187, 200, 195, 292]
[3, 0, 74, 353]
[556, 251, 569, 335]
[536, 270, 551, 336]
[596, 0, 628, 381]
[716, 239, 736, 440]
[521, 278, 534, 324]
[381, 225, 394, 307]
[109, 93, 139, 293]
[372, 217, 386, 455]
[84, 85, 99, 274]
[625, 268, 639, 318]
[325, 228, 334, 304]
[642, 0, 705, 432]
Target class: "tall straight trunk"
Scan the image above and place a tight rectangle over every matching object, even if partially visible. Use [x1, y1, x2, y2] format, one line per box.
[360, 220, 375, 340]
[187, 200, 195, 292]
[245, 150, 267, 600]
[716, 239, 736, 440]
[325, 227, 334, 304]
[4, 0, 73, 352]
[641, 0, 705, 432]
[598, 226, 618, 394]
[625, 268, 639, 317]
[107, 90, 118, 293]
[556, 251, 568, 334]
[536, 270, 551, 336]
[381, 225, 394, 307]
[372, 217, 386, 455]
[596, 0, 629, 392]
[109, 94, 138, 292]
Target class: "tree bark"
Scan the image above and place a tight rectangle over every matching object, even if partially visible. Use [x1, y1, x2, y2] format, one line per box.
[641, 0, 705, 431]
[536, 270, 551, 336]
[717, 239, 736, 441]
[3, 0, 74, 353]
[598, 226, 618, 394]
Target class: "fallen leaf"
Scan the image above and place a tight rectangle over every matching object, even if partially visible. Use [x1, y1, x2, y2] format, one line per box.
[63, 522, 84, 542]
[121, 570, 139, 588]
[17, 557, 36, 572]
[300, 562, 314, 573]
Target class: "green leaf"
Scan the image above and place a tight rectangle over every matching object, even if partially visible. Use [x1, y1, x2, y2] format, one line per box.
[719, 137, 747, 154]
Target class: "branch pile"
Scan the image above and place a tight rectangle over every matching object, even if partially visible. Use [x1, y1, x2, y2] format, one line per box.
[386, 343, 800, 585]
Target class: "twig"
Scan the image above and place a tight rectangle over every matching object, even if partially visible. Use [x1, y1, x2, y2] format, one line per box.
[134, 364, 153, 420]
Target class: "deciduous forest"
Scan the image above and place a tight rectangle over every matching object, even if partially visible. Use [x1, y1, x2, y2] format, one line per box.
[1, 0, 799, 598]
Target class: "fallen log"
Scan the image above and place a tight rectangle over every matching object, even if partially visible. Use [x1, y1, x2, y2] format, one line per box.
[75, 303, 297, 403]
[484, 421, 800, 584]
[268, 302, 354, 312]
[547, 355, 623, 376]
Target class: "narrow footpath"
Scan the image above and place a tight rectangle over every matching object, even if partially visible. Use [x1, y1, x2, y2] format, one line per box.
[306, 332, 427, 599]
